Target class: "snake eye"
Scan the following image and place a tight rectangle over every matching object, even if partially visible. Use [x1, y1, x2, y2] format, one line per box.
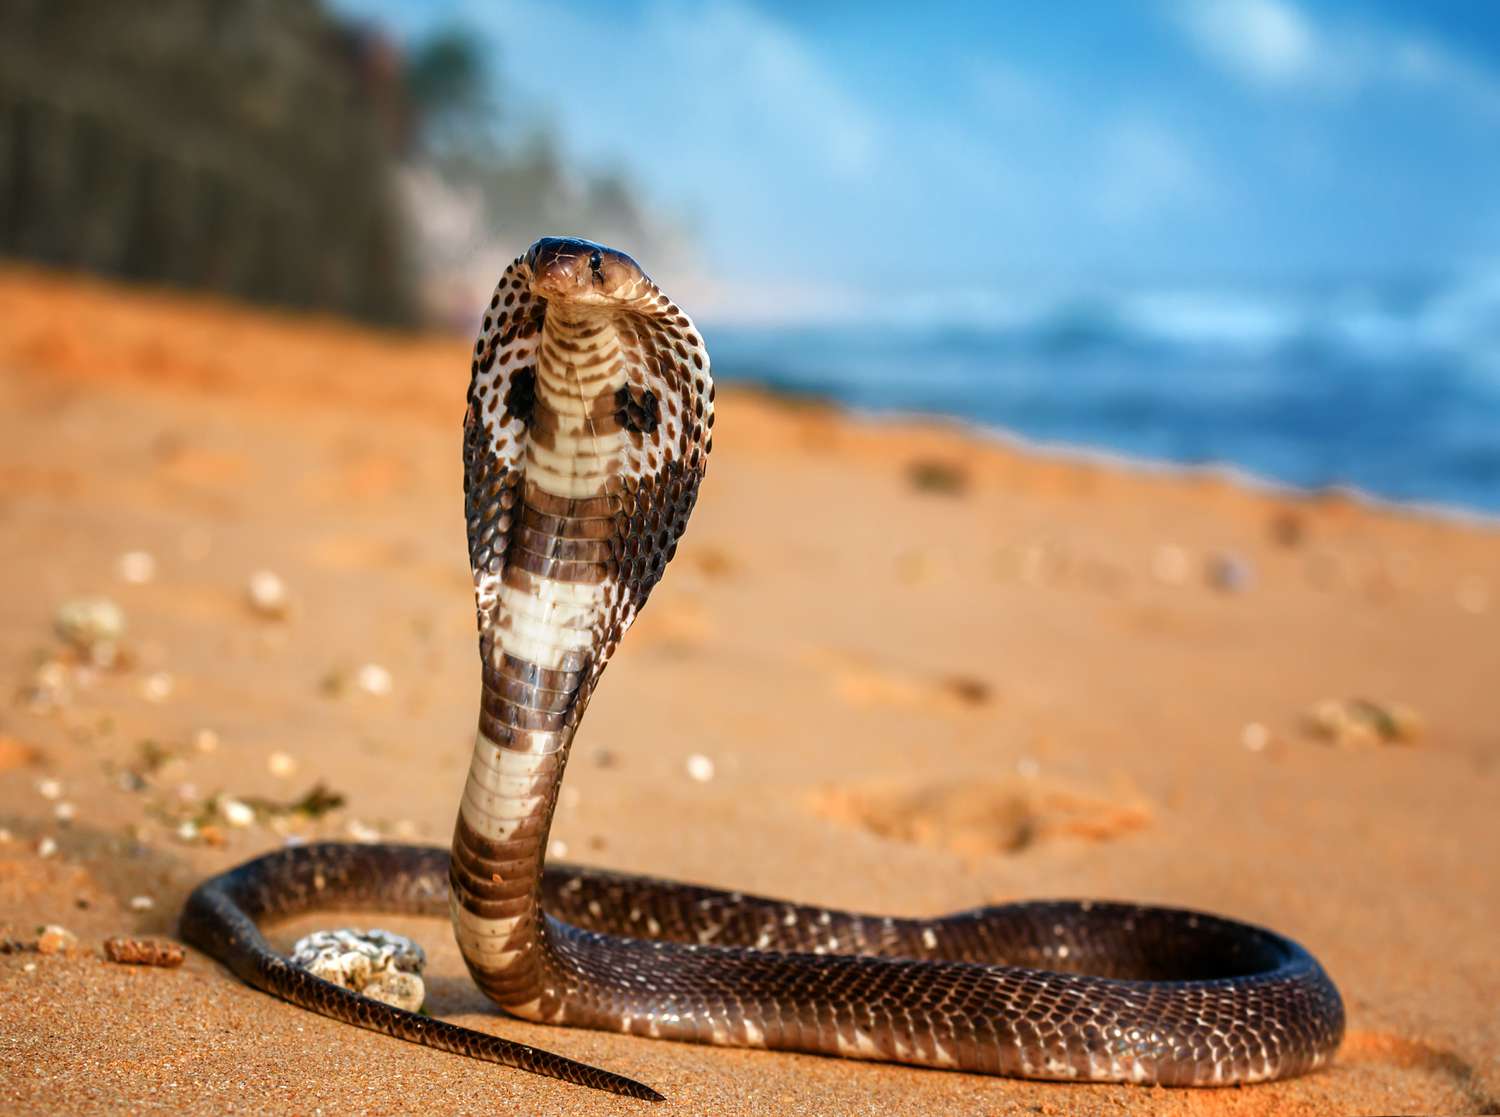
[589, 250, 604, 278]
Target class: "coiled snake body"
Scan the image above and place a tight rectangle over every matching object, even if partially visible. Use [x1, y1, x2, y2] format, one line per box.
[181, 237, 1344, 1101]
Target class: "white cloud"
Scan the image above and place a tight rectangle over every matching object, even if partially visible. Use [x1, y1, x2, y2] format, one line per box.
[1172, 0, 1500, 116]
[1176, 0, 1316, 88]
[488, 0, 877, 183]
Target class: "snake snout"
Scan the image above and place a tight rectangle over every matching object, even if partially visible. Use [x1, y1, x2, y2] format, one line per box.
[527, 236, 646, 304]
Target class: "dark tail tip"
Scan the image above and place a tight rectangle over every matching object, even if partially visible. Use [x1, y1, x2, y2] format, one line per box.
[601, 1071, 665, 1102]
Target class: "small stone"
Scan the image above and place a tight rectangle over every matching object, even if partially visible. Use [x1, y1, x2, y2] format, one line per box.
[267, 751, 297, 778]
[346, 819, 381, 843]
[141, 672, 174, 703]
[36, 836, 58, 858]
[548, 838, 569, 858]
[1304, 697, 1423, 747]
[219, 798, 255, 828]
[54, 802, 76, 823]
[1241, 722, 1271, 752]
[54, 598, 126, 665]
[176, 820, 199, 843]
[355, 664, 392, 696]
[247, 570, 289, 618]
[36, 925, 77, 956]
[103, 937, 184, 967]
[685, 753, 715, 782]
[193, 729, 220, 754]
[36, 778, 63, 801]
[129, 895, 155, 912]
[1015, 756, 1041, 779]
[117, 551, 157, 585]
[1206, 552, 1254, 593]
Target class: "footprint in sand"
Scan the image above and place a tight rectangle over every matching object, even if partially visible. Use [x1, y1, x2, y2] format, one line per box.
[809, 777, 1152, 859]
[802, 647, 991, 714]
[628, 597, 714, 654]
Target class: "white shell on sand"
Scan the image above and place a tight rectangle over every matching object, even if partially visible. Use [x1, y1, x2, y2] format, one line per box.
[290, 928, 427, 1013]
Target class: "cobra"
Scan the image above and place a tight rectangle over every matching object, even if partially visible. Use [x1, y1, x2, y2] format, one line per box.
[181, 236, 1345, 1101]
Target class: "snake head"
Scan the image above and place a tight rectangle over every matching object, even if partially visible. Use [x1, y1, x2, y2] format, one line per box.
[526, 237, 651, 307]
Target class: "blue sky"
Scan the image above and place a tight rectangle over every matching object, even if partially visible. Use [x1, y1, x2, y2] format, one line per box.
[334, 0, 1500, 306]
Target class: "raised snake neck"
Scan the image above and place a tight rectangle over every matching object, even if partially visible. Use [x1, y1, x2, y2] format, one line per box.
[181, 237, 1345, 1101]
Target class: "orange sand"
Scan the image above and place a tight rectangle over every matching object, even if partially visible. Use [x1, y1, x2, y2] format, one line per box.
[0, 267, 1496, 1116]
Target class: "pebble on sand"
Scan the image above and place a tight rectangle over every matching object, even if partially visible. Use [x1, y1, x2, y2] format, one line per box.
[1305, 698, 1425, 747]
[267, 751, 298, 778]
[36, 836, 58, 859]
[290, 928, 426, 1012]
[247, 570, 290, 618]
[355, 663, 393, 696]
[1206, 552, 1255, 593]
[345, 818, 382, 843]
[685, 753, 716, 782]
[54, 597, 126, 666]
[219, 798, 256, 828]
[129, 895, 156, 912]
[140, 672, 175, 703]
[36, 925, 78, 956]
[116, 550, 157, 585]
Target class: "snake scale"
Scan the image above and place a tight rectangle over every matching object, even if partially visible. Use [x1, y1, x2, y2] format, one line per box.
[181, 237, 1345, 1101]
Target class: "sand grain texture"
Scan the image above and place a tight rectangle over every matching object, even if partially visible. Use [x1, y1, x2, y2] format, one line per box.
[0, 267, 1497, 1116]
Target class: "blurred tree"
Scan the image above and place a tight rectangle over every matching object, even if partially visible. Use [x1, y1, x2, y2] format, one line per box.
[395, 24, 692, 326]
[0, 0, 418, 325]
[403, 29, 494, 152]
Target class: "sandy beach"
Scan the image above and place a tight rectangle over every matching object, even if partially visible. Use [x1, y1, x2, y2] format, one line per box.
[1, 266, 1496, 1116]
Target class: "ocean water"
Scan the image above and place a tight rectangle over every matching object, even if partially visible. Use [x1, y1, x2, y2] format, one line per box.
[704, 273, 1500, 519]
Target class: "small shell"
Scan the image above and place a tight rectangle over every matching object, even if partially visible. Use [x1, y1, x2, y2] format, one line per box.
[291, 928, 426, 1012]
[36, 925, 78, 956]
[54, 598, 126, 663]
[247, 570, 290, 618]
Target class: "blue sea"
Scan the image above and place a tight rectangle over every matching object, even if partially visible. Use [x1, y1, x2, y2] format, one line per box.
[704, 274, 1500, 519]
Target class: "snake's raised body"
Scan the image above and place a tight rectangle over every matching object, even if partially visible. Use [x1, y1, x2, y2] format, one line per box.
[182, 237, 1344, 1100]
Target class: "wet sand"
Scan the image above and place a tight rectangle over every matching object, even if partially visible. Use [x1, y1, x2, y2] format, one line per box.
[1, 267, 1497, 1116]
